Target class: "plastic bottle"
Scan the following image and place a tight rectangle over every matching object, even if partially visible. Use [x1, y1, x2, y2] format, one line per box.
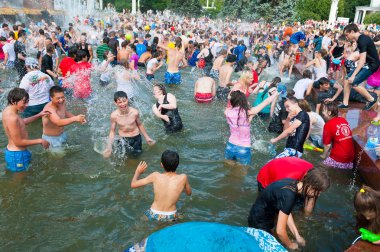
[359, 228, 380, 243]
[365, 121, 379, 150]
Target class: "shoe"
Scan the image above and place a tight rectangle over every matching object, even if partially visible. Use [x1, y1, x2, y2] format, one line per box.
[338, 104, 349, 109]
[363, 94, 378, 111]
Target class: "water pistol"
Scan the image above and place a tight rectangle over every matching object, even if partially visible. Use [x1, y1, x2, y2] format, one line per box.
[303, 144, 323, 153]
[359, 228, 380, 243]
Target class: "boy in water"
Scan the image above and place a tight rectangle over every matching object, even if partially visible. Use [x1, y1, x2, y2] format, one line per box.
[103, 91, 155, 158]
[2, 88, 50, 172]
[131, 150, 192, 221]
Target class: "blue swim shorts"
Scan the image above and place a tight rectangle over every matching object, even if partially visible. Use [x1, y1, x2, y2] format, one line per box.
[164, 71, 181, 85]
[5, 148, 32, 172]
[224, 141, 252, 165]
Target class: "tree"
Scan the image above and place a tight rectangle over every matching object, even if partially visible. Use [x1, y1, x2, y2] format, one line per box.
[168, 0, 203, 17]
[364, 12, 380, 24]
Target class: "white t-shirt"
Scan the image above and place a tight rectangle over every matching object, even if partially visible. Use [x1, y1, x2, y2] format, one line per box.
[293, 78, 312, 99]
[146, 58, 158, 71]
[19, 70, 54, 106]
[100, 60, 113, 82]
[2, 42, 15, 62]
[309, 111, 325, 136]
[321, 36, 332, 51]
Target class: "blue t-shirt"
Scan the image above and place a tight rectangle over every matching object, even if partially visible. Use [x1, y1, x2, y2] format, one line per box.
[234, 45, 246, 62]
[290, 31, 306, 44]
[136, 43, 147, 57]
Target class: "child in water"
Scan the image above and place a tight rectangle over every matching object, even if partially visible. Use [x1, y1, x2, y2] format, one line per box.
[131, 150, 192, 222]
[354, 185, 380, 245]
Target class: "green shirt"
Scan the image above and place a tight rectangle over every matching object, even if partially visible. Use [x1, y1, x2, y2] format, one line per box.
[96, 44, 111, 61]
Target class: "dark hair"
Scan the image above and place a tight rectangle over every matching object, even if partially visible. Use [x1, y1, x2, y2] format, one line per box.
[318, 77, 330, 86]
[103, 37, 110, 44]
[230, 91, 250, 126]
[262, 77, 281, 99]
[154, 84, 167, 95]
[18, 30, 26, 38]
[175, 37, 182, 48]
[0, 36, 6, 42]
[303, 69, 312, 79]
[49, 86, 64, 97]
[322, 101, 339, 117]
[300, 168, 330, 200]
[7, 88, 29, 105]
[2, 23, 8, 28]
[285, 96, 298, 105]
[121, 40, 129, 48]
[114, 91, 128, 102]
[39, 29, 44, 35]
[226, 54, 237, 63]
[152, 51, 161, 58]
[68, 46, 78, 58]
[161, 150, 179, 172]
[344, 24, 359, 34]
[318, 48, 328, 58]
[298, 99, 312, 112]
[46, 44, 55, 54]
[76, 50, 87, 61]
[145, 33, 151, 38]
[153, 37, 159, 44]
[354, 185, 380, 233]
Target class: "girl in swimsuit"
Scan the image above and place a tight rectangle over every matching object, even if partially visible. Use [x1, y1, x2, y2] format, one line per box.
[152, 84, 183, 133]
[228, 71, 253, 102]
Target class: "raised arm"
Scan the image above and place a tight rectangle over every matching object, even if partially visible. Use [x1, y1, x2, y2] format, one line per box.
[249, 91, 278, 115]
[48, 109, 85, 127]
[131, 161, 155, 188]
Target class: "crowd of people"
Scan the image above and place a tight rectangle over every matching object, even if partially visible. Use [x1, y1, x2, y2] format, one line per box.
[1, 11, 380, 249]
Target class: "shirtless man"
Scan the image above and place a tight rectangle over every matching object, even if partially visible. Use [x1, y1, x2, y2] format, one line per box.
[131, 150, 192, 222]
[279, 49, 295, 78]
[117, 40, 129, 63]
[194, 76, 216, 103]
[137, 46, 152, 67]
[103, 91, 155, 158]
[42, 86, 86, 149]
[158, 37, 187, 85]
[210, 49, 227, 80]
[34, 29, 45, 65]
[217, 54, 236, 100]
[2, 88, 49, 172]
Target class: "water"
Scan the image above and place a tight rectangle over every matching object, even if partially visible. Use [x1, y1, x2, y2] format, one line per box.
[0, 65, 360, 251]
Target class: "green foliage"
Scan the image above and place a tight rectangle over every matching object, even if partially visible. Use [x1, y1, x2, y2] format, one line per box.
[114, 0, 131, 12]
[140, 0, 169, 12]
[168, 0, 203, 17]
[342, 0, 370, 20]
[364, 12, 380, 24]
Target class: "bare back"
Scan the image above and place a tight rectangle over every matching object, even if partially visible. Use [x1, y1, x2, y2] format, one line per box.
[167, 48, 184, 73]
[212, 55, 225, 70]
[219, 64, 234, 88]
[195, 76, 215, 94]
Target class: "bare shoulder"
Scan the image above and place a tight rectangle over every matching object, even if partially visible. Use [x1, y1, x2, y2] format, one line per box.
[2, 109, 18, 123]
[129, 107, 139, 115]
[110, 110, 118, 120]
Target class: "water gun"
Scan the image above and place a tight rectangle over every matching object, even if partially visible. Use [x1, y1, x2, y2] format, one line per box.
[359, 228, 380, 243]
[303, 143, 323, 153]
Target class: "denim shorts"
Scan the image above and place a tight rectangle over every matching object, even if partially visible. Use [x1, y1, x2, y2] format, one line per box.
[224, 141, 251, 165]
[347, 67, 373, 87]
[5, 148, 31, 172]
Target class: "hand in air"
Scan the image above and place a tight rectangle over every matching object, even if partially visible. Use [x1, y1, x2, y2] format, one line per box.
[41, 139, 50, 149]
[76, 114, 87, 124]
[136, 161, 148, 174]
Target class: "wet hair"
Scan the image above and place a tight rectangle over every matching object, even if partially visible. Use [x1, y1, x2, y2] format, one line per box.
[226, 54, 237, 63]
[299, 168, 330, 200]
[318, 77, 330, 86]
[262, 77, 281, 100]
[39, 29, 44, 35]
[298, 99, 312, 112]
[285, 96, 298, 105]
[76, 50, 87, 61]
[7, 88, 29, 105]
[68, 46, 78, 58]
[121, 40, 129, 48]
[354, 185, 380, 233]
[49, 86, 64, 97]
[2, 23, 8, 28]
[114, 91, 128, 102]
[18, 30, 26, 38]
[322, 101, 339, 117]
[154, 84, 167, 95]
[230, 91, 250, 126]
[103, 37, 110, 44]
[303, 69, 312, 79]
[161, 150, 179, 172]
[344, 24, 359, 34]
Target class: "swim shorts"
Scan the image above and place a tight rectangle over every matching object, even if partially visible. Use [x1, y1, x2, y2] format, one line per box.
[275, 148, 302, 159]
[209, 69, 219, 79]
[5, 148, 31, 172]
[164, 71, 181, 85]
[195, 92, 213, 103]
[323, 156, 353, 169]
[224, 141, 252, 165]
[216, 86, 230, 101]
[113, 134, 142, 156]
[144, 208, 179, 222]
[42, 132, 68, 149]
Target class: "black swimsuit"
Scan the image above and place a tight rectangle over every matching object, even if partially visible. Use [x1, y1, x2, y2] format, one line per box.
[156, 94, 183, 133]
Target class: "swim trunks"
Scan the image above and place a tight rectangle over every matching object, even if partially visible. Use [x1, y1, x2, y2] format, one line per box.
[137, 62, 146, 67]
[275, 148, 302, 159]
[144, 208, 179, 222]
[195, 92, 213, 103]
[164, 71, 181, 85]
[216, 86, 230, 101]
[5, 148, 31, 172]
[209, 69, 219, 79]
[113, 134, 142, 156]
[42, 132, 68, 149]
[224, 141, 252, 165]
[323, 156, 353, 169]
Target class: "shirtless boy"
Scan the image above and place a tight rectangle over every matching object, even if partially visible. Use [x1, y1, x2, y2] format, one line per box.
[42, 86, 86, 149]
[103, 91, 155, 158]
[34, 29, 45, 65]
[194, 76, 216, 103]
[218, 54, 236, 100]
[2, 88, 49, 172]
[131, 150, 192, 221]
[210, 49, 227, 80]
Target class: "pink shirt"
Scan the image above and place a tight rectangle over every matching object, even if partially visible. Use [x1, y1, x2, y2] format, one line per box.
[226, 107, 251, 147]
[130, 53, 139, 70]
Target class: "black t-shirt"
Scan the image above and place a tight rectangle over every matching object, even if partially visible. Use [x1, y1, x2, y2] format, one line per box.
[108, 38, 118, 56]
[332, 44, 344, 58]
[357, 34, 380, 73]
[14, 40, 26, 65]
[285, 111, 310, 153]
[248, 178, 298, 231]
[41, 54, 53, 78]
[268, 98, 288, 134]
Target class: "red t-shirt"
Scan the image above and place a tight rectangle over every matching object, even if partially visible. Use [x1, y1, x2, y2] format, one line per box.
[65, 61, 92, 99]
[250, 69, 258, 87]
[59, 57, 75, 77]
[0, 43, 4, 60]
[323, 117, 355, 163]
[257, 157, 313, 188]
